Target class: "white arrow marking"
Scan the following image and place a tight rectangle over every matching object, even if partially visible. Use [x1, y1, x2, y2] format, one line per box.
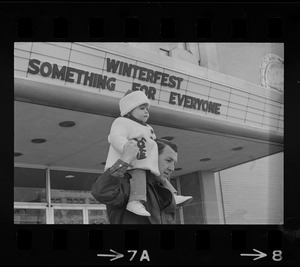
[97, 249, 124, 261]
[241, 249, 267, 261]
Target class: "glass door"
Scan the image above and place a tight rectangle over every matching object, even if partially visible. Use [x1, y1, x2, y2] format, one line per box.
[87, 207, 109, 224]
[14, 166, 48, 224]
[49, 205, 84, 224]
[49, 169, 109, 224]
[14, 165, 109, 224]
[14, 203, 48, 224]
[49, 205, 108, 224]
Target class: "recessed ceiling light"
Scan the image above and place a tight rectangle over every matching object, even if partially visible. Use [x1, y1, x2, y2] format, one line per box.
[65, 175, 75, 179]
[59, 121, 76, 127]
[231, 147, 243, 151]
[14, 152, 23, 157]
[175, 167, 182, 171]
[200, 158, 211, 162]
[31, 138, 46, 143]
[161, 136, 174, 140]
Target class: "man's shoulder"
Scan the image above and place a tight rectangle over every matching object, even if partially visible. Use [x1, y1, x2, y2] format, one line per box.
[146, 171, 158, 183]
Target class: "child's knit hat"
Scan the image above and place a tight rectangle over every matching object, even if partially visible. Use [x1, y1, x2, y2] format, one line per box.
[119, 90, 150, 116]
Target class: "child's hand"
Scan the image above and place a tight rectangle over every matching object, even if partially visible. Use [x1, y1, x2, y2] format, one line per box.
[120, 140, 139, 165]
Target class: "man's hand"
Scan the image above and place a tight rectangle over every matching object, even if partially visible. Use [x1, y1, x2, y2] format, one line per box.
[120, 140, 139, 165]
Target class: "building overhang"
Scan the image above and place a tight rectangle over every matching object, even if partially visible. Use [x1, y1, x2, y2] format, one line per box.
[14, 78, 283, 175]
[15, 78, 283, 145]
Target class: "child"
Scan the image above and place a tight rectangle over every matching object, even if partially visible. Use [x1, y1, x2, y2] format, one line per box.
[104, 90, 192, 216]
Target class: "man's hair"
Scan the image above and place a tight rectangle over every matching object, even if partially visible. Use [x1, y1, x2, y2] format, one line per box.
[155, 138, 178, 155]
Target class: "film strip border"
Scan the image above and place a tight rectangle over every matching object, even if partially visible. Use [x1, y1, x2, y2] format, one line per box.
[5, 2, 298, 41]
[16, 228, 283, 251]
[3, 2, 300, 266]
[13, 226, 287, 264]
[15, 16, 284, 40]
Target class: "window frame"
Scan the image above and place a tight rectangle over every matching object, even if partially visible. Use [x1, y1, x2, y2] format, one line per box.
[14, 163, 105, 224]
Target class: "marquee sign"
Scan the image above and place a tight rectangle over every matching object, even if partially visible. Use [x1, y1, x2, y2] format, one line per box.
[27, 57, 222, 115]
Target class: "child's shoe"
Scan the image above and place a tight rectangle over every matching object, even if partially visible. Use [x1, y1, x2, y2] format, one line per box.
[126, 200, 151, 216]
[174, 195, 193, 207]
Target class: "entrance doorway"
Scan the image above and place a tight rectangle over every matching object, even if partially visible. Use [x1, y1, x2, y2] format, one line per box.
[14, 165, 109, 224]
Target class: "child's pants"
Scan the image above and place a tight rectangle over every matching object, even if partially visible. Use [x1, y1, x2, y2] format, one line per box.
[128, 169, 147, 202]
[128, 169, 177, 203]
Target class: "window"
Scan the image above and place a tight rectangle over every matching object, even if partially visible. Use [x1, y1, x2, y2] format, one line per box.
[14, 208, 46, 224]
[14, 167, 46, 203]
[50, 170, 101, 205]
[53, 209, 83, 224]
[219, 153, 283, 224]
[88, 209, 109, 224]
[14, 166, 109, 224]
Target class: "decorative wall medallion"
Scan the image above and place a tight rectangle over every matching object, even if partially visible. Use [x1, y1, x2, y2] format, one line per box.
[260, 54, 284, 93]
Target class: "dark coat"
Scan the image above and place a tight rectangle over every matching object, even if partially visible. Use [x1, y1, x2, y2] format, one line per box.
[91, 170, 176, 224]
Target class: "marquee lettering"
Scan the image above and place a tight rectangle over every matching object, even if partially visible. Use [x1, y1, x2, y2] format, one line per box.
[27, 59, 116, 91]
[169, 92, 221, 115]
[106, 58, 183, 89]
[27, 58, 222, 115]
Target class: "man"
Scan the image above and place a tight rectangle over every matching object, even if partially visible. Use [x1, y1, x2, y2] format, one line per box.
[91, 138, 192, 224]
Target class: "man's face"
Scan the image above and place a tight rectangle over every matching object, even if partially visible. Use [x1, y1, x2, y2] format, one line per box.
[157, 145, 178, 182]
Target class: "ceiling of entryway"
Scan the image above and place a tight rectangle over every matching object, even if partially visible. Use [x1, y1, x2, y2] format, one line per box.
[14, 101, 283, 177]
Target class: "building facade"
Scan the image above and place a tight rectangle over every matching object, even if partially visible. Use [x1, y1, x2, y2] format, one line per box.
[14, 42, 283, 224]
